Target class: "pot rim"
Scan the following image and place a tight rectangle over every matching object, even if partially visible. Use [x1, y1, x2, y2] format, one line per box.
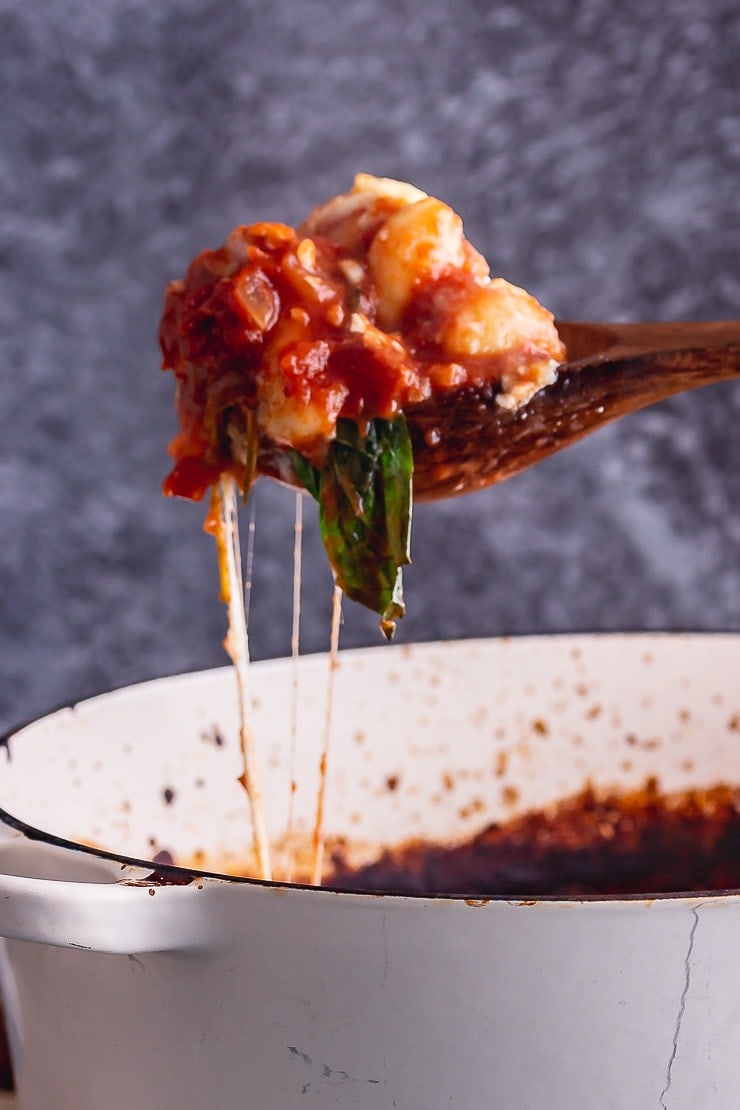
[2, 803, 740, 905]
[3, 631, 740, 906]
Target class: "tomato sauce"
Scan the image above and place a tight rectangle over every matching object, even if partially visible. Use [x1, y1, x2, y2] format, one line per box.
[160, 224, 427, 499]
[159, 177, 565, 502]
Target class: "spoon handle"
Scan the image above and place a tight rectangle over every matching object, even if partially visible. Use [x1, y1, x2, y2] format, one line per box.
[557, 319, 740, 363]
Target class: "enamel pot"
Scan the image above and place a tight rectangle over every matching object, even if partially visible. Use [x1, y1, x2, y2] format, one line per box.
[0, 635, 739, 1109]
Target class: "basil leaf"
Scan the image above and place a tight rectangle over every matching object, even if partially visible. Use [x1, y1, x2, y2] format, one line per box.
[290, 451, 321, 501]
[291, 416, 413, 636]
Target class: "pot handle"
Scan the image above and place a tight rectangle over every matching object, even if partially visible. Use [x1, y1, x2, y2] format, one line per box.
[0, 872, 217, 954]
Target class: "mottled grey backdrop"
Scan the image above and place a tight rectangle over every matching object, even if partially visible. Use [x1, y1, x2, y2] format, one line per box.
[1, 0, 738, 731]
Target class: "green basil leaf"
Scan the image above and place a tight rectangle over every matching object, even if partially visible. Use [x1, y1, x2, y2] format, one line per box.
[319, 416, 412, 636]
[290, 451, 321, 502]
[290, 416, 413, 636]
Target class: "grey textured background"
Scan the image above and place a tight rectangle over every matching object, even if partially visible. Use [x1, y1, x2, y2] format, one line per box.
[1, 0, 738, 732]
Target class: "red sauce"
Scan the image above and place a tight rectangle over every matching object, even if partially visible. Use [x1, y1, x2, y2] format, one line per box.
[160, 224, 428, 499]
[159, 179, 564, 502]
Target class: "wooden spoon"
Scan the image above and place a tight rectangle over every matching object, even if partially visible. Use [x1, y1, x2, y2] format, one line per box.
[406, 320, 740, 500]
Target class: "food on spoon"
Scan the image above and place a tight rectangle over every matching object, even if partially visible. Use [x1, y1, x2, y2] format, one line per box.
[159, 174, 565, 628]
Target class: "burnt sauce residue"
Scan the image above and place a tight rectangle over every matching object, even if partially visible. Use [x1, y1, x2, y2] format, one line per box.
[328, 780, 740, 897]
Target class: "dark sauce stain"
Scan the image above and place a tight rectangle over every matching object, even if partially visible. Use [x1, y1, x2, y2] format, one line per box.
[142, 868, 195, 887]
[200, 725, 225, 747]
[329, 780, 740, 898]
[501, 785, 519, 807]
[162, 787, 176, 806]
[124, 851, 200, 888]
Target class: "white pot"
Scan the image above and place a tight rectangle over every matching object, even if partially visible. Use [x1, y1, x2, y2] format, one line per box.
[1, 635, 739, 1109]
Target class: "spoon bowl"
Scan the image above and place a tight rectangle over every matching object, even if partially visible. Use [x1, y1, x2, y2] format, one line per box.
[406, 320, 740, 499]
